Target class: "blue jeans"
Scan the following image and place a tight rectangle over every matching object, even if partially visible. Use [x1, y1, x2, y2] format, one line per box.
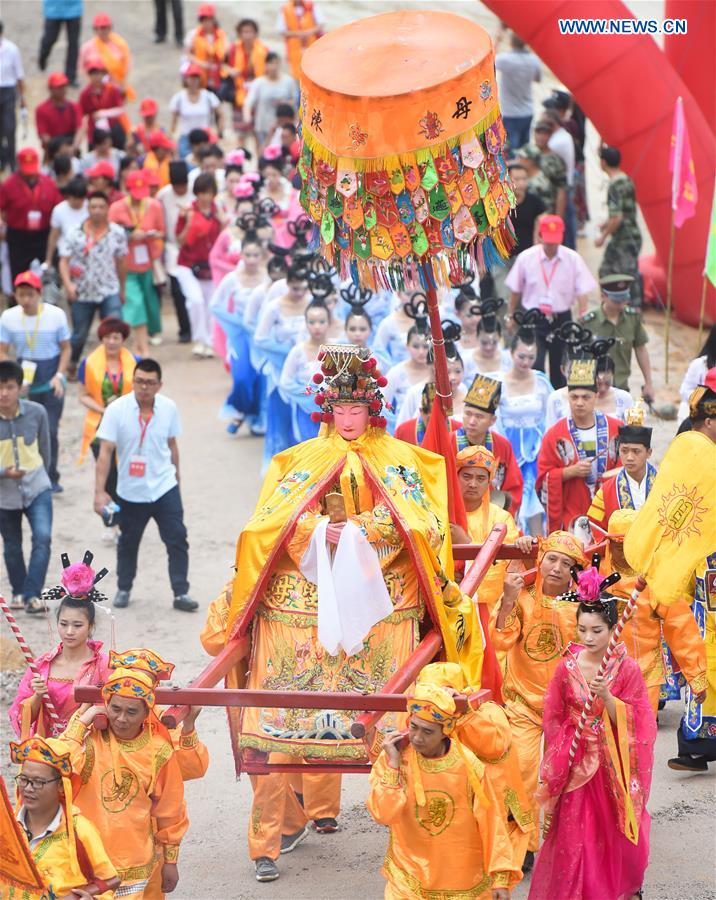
[0, 489, 53, 599]
[116, 485, 189, 595]
[503, 115, 532, 155]
[70, 294, 123, 363]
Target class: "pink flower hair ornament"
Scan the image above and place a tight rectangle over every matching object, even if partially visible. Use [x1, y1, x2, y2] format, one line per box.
[41, 550, 109, 605]
[557, 552, 621, 604]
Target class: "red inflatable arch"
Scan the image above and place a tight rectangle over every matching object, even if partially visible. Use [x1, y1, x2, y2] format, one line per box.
[483, 0, 715, 326]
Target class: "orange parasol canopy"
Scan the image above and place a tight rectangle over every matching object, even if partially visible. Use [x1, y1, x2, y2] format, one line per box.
[297, 10, 515, 290]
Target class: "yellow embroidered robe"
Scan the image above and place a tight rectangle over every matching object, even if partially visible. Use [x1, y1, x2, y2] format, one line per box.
[62, 715, 188, 894]
[366, 744, 519, 898]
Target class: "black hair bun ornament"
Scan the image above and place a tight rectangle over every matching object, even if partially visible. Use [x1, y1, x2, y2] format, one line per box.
[403, 292, 430, 334]
[40, 550, 109, 605]
[340, 283, 373, 312]
[547, 320, 592, 349]
[287, 215, 313, 248]
[307, 271, 334, 301]
[513, 308, 548, 342]
[585, 337, 617, 359]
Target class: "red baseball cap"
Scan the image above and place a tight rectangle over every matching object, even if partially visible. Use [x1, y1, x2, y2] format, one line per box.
[16, 147, 40, 176]
[85, 55, 107, 73]
[93, 12, 112, 28]
[47, 72, 69, 89]
[197, 4, 216, 19]
[139, 97, 159, 117]
[126, 170, 150, 199]
[14, 271, 42, 291]
[87, 160, 116, 181]
[538, 214, 565, 244]
[149, 130, 175, 151]
[144, 169, 161, 187]
[185, 63, 203, 78]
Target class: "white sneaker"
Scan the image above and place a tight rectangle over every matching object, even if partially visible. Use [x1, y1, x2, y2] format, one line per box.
[200, 344, 214, 358]
[9, 594, 24, 610]
[192, 342, 204, 357]
[149, 336, 163, 346]
[101, 525, 119, 544]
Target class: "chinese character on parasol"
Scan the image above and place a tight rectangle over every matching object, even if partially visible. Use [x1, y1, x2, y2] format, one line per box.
[297, 10, 514, 419]
[297, 10, 515, 293]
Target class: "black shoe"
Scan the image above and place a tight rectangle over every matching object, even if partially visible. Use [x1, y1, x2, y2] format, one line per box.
[255, 857, 279, 882]
[178, 333, 191, 344]
[522, 850, 535, 874]
[667, 754, 708, 772]
[280, 826, 309, 854]
[154, 35, 166, 43]
[51, 482, 64, 494]
[173, 594, 198, 612]
[113, 590, 130, 608]
[313, 817, 339, 833]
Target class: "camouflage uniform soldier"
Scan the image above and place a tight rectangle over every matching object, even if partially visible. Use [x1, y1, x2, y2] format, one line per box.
[516, 144, 559, 214]
[581, 274, 654, 402]
[596, 145, 643, 303]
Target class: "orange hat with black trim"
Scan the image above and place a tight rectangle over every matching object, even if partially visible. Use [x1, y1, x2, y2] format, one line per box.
[16, 147, 39, 176]
[14, 271, 42, 291]
[538, 214, 565, 244]
[455, 445, 496, 476]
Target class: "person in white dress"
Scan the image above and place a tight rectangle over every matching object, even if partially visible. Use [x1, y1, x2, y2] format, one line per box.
[678, 325, 716, 420]
[496, 330, 553, 535]
[382, 326, 431, 434]
[279, 299, 330, 444]
[463, 300, 512, 382]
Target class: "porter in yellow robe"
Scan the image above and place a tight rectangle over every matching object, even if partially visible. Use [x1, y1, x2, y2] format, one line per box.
[491, 530, 587, 854]
[62, 668, 188, 897]
[367, 682, 519, 898]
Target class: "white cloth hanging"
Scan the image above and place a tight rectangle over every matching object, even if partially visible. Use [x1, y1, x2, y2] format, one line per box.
[300, 518, 393, 657]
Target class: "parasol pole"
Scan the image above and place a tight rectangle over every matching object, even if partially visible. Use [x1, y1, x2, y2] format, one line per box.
[421, 264, 453, 417]
[695, 274, 707, 355]
[1, 594, 63, 735]
[566, 576, 646, 766]
[664, 214, 676, 385]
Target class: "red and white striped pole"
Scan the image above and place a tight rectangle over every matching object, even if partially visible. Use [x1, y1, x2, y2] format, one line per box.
[567, 578, 646, 764]
[0, 595, 63, 735]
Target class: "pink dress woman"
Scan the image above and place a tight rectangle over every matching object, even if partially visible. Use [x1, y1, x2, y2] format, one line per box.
[529, 642, 655, 900]
[8, 640, 110, 739]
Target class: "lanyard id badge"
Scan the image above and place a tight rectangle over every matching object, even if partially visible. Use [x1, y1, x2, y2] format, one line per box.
[129, 410, 153, 477]
[128, 455, 147, 477]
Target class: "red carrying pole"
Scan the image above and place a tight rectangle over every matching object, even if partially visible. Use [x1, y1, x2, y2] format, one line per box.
[76, 685, 490, 714]
[458, 524, 508, 598]
[350, 630, 444, 738]
[158, 635, 251, 728]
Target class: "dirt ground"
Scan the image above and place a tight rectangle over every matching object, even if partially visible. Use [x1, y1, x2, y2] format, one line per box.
[1, 2, 714, 899]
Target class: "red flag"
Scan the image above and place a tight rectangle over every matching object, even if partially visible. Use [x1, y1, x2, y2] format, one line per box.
[669, 96, 698, 228]
[422, 395, 467, 530]
[422, 395, 502, 701]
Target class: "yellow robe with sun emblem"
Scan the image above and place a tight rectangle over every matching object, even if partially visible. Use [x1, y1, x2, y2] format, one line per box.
[62, 714, 188, 897]
[367, 743, 519, 898]
[491, 584, 578, 853]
